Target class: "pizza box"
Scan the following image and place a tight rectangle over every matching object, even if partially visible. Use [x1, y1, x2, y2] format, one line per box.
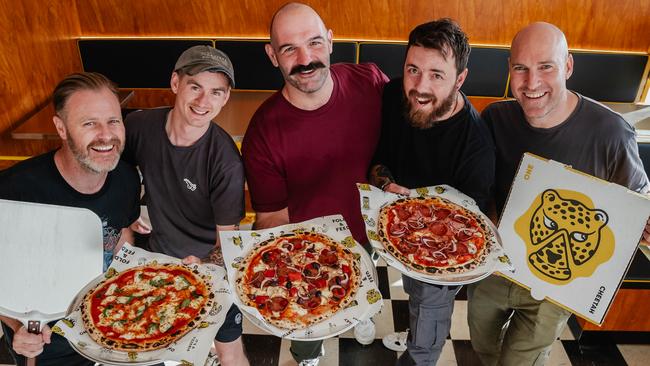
[0, 199, 103, 334]
[220, 215, 383, 340]
[54, 243, 232, 365]
[497, 153, 650, 325]
[358, 184, 512, 285]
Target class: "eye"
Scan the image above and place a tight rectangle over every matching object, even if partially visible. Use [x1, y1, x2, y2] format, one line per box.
[512, 65, 526, 72]
[309, 40, 322, 47]
[543, 214, 557, 230]
[540, 64, 553, 71]
[433, 73, 444, 80]
[191, 85, 200, 92]
[83, 121, 95, 127]
[109, 119, 122, 125]
[571, 232, 587, 242]
[212, 90, 223, 97]
[406, 67, 419, 75]
[281, 46, 295, 54]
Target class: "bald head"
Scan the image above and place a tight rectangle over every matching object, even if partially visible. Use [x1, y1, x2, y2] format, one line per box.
[512, 22, 569, 62]
[269, 2, 327, 46]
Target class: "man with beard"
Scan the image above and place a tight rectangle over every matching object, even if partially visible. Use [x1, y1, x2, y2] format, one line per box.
[369, 19, 495, 366]
[467, 22, 649, 366]
[123, 45, 249, 366]
[0, 72, 140, 365]
[242, 3, 388, 365]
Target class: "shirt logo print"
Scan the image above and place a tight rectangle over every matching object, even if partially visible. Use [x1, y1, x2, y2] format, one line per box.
[183, 178, 197, 191]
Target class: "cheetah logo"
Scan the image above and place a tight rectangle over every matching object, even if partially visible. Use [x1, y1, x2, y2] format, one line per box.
[416, 187, 429, 196]
[515, 189, 614, 285]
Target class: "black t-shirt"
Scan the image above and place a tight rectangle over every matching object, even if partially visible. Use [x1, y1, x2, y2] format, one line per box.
[0, 150, 141, 269]
[123, 107, 245, 259]
[372, 78, 495, 213]
[483, 94, 650, 215]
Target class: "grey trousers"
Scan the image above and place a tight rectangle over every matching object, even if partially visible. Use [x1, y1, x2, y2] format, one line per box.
[396, 275, 459, 366]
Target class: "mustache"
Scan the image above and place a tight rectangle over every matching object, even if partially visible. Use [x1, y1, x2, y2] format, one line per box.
[88, 137, 122, 148]
[290, 62, 326, 75]
[407, 90, 435, 101]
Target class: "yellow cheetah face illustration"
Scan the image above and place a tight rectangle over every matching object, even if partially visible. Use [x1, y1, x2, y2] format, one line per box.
[515, 189, 614, 285]
[416, 187, 429, 196]
[366, 289, 382, 304]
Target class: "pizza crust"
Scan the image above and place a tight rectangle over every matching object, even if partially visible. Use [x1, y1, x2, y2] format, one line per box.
[235, 233, 360, 330]
[377, 196, 493, 276]
[80, 263, 214, 352]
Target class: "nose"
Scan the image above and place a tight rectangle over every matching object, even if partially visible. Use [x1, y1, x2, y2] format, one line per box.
[412, 74, 429, 92]
[195, 90, 209, 106]
[526, 69, 541, 89]
[296, 47, 311, 65]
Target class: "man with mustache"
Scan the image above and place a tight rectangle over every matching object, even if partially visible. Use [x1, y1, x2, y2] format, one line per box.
[467, 22, 649, 366]
[123, 45, 249, 366]
[242, 2, 388, 365]
[369, 19, 495, 365]
[0, 72, 141, 365]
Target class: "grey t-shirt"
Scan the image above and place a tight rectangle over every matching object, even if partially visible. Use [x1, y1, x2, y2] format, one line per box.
[124, 107, 245, 259]
[483, 93, 649, 214]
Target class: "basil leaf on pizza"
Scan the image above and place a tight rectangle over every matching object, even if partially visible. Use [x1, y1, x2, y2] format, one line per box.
[80, 263, 214, 351]
[378, 196, 492, 275]
[235, 232, 361, 330]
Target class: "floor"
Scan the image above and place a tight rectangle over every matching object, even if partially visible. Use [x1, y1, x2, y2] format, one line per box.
[1, 258, 649, 366]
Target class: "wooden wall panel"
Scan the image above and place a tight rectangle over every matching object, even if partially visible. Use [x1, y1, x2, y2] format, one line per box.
[0, 0, 82, 134]
[76, 0, 650, 52]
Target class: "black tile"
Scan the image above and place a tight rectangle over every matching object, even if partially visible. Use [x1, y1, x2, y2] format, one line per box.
[391, 300, 410, 332]
[0, 337, 15, 364]
[456, 285, 468, 301]
[452, 340, 483, 366]
[375, 266, 391, 300]
[339, 338, 397, 366]
[241, 334, 281, 366]
[562, 340, 628, 366]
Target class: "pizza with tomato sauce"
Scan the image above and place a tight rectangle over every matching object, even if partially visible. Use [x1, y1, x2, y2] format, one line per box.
[235, 232, 360, 330]
[80, 263, 214, 351]
[378, 196, 492, 275]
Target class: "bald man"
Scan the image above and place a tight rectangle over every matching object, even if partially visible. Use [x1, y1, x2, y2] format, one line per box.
[467, 22, 649, 366]
[242, 2, 388, 365]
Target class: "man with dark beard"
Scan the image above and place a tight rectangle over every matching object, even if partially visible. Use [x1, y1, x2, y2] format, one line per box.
[0, 72, 140, 366]
[369, 19, 494, 366]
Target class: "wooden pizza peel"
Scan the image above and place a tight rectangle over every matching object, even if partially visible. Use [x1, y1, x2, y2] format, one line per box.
[0, 199, 103, 365]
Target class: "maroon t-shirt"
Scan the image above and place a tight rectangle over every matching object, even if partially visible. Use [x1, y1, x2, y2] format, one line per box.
[242, 63, 388, 243]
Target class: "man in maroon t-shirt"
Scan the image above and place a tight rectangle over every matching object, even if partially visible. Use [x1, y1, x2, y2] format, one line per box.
[241, 3, 387, 365]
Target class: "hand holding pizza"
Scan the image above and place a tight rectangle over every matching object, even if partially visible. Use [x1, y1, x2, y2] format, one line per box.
[12, 324, 51, 358]
[383, 182, 410, 196]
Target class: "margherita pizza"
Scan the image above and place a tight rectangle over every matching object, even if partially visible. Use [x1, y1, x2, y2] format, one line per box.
[378, 196, 492, 275]
[80, 263, 214, 351]
[235, 232, 360, 330]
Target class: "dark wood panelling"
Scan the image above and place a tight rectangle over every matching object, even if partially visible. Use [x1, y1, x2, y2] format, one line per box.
[0, 0, 81, 134]
[75, 0, 650, 52]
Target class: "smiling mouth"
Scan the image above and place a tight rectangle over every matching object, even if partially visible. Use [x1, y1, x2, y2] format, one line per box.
[90, 145, 115, 153]
[415, 97, 432, 105]
[523, 91, 547, 99]
[189, 106, 209, 115]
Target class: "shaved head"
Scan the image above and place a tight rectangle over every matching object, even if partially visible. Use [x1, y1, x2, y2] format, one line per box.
[269, 2, 327, 46]
[512, 22, 569, 62]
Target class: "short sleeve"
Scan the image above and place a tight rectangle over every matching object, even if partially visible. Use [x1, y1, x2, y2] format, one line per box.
[609, 125, 650, 193]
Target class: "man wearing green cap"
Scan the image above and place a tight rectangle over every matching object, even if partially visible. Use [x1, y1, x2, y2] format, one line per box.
[123, 45, 248, 366]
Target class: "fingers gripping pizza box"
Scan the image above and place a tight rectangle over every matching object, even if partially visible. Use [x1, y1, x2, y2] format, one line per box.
[219, 215, 383, 340]
[54, 243, 233, 365]
[358, 184, 512, 285]
[497, 153, 650, 325]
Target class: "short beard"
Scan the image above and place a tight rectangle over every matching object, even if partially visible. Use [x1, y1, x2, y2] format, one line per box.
[404, 89, 457, 129]
[66, 132, 123, 174]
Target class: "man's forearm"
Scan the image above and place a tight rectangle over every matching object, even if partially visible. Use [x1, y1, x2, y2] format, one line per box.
[369, 164, 395, 189]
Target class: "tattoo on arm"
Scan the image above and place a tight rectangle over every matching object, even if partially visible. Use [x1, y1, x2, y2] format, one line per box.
[370, 164, 395, 190]
[203, 224, 239, 266]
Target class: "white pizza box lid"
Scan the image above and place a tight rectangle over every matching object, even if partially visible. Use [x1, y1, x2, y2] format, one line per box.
[0, 199, 103, 325]
[359, 184, 512, 285]
[497, 153, 650, 325]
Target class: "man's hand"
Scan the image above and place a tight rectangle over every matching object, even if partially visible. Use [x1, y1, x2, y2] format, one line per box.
[384, 182, 410, 195]
[182, 255, 202, 265]
[641, 216, 650, 247]
[12, 324, 51, 358]
[130, 216, 152, 235]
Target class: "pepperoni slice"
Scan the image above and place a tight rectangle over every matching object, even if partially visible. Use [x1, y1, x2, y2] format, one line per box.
[249, 271, 265, 288]
[306, 296, 321, 309]
[389, 222, 407, 236]
[303, 262, 320, 277]
[434, 208, 451, 220]
[396, 207, 412, 221]
[398, 240, 418, 254]
[455, 229, 473, 241]
[318, 249, 338, 266]
[261, 249, 281, 264]
[452, 214, 470, 224]
[429, 222, 448, 236]
[417, 204, 433, 218]
[268, 296, 289, 312]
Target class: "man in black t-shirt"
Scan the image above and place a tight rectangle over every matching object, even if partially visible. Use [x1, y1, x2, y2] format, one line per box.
[370, 20, 495, 366]
[123, 46, 248, 366]
[467, 23, 649, 366]
[0, 72, 140, 366]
